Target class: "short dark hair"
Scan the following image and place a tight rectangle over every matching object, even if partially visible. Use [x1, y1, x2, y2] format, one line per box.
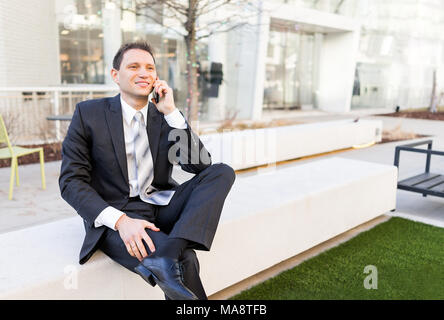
[112, 41, 156, 70]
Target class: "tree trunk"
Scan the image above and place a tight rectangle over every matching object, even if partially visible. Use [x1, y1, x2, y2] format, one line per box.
[429, 69, 437, 113]
[184, 0, 199, 131]
[185, 35, 199, 128]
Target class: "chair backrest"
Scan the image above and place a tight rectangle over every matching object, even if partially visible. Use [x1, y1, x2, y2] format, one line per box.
[0, 114, 13, 150]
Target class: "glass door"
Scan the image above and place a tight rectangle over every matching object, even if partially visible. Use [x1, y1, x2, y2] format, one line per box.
[264, 20, 316, 110]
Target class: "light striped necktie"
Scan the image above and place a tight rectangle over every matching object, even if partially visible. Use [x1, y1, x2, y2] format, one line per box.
[133, 111, 175, 205]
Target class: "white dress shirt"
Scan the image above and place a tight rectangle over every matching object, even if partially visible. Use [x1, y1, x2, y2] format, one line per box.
[94, 92, 187, 230]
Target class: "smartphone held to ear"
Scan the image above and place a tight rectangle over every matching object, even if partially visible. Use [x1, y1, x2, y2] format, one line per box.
[153, 89, 159, 103]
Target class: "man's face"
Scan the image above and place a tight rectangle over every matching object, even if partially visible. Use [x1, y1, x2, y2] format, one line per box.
[111, 48, 157, 99]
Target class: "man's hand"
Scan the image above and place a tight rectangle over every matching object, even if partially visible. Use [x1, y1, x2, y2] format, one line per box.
[151, 78, 176, 115]
[115, 214, 160, 261]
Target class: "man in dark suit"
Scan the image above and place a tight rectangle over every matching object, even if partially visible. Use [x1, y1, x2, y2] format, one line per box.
[59, 41, 235, 300]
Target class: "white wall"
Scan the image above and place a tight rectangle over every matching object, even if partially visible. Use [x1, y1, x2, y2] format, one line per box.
[224, 3, 268, 121]
[0, 0, 60, 87]
[207, 30, 227, 121]
[318, 29, 360, 112]
[262, 2, 361, 114]
[102, 2, 122, 85]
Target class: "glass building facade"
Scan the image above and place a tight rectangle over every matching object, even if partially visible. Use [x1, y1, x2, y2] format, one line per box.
[265, 0, 444, 110]
[55, 0, 210, 117]
[352, 0, 444, 109]
[52, 0, 444, 119]
[57, 0, 105, 84]
[264, 18, 318, 110]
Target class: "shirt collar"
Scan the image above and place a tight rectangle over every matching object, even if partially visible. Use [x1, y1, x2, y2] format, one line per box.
[120, 92, 153, 126]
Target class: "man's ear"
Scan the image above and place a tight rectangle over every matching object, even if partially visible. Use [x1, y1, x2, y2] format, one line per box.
[111, 68, 119, 85]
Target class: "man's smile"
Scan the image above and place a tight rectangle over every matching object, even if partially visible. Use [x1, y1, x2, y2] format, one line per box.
[135, 81, 150, 88]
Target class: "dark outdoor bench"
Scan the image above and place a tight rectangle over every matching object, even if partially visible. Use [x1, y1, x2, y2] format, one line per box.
[394, 140, 444, 198]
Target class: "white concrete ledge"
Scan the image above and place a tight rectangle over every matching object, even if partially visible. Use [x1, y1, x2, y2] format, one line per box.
[201, 119, 382, 170]
[0, 157, 396, 299]
[197, 157, 397, 294]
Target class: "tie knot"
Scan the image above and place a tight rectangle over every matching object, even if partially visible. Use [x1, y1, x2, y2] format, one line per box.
[134, 111, 144, 124]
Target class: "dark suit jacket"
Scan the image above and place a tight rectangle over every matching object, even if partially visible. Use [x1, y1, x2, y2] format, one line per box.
[59, 94, 211, 264]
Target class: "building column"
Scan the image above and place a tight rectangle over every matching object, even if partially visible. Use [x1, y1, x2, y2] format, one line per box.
[226, 0, 269, 121]
[318, 28, 360, 113]
[103, 1, 121, 84]
[207, 32, 227, 122]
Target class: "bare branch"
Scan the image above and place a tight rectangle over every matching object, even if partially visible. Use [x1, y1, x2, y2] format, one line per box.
[134, 0, 188, 16]
[123, 0, 268, 41]
[197, 0, 232, 16]
[334, 0, 345, 14]
[122, 6, 188, 38]
[163, 0, 189, 16]
[129, 0, 188, 25]
[195, 9, 263, 33]
[195, 22, 247, 41]
[162, 9, 188, 26]
[194, 0, 216, 14]
[196, 0, 264, 32]
[195, 19, 269, 42]
[134, 2, 164, 16]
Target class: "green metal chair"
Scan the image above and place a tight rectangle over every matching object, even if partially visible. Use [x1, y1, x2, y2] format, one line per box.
[0, 114, 46, 200]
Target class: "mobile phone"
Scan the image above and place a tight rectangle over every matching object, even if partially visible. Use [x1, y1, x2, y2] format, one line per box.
[153, 89, 159, 103]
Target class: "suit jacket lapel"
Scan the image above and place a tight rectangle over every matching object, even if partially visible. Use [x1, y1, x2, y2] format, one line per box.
[147, 101, 162, 168]
[105, 94, 129, 185]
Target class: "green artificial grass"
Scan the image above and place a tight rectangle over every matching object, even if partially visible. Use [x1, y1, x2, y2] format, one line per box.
[231, 217, 444, 300]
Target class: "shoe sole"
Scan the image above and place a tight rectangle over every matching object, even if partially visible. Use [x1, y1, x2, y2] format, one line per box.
[134, 264, 198, 300]
[134, 264, 157, 287]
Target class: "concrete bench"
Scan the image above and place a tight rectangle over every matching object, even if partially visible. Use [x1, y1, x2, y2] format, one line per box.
[201, 119, 382, 170]
[0, 157, 397, 299]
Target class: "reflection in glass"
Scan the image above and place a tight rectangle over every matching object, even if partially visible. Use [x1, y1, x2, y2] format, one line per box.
[263, 19, 315, 110]
[58, 0, 105, 84]
[56, 0, 210, 120]
[352, 0, 444, 109]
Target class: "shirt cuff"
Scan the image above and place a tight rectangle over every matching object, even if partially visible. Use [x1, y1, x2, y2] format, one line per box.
[94, 206, 125, 230]
[164, 108, 187, 129]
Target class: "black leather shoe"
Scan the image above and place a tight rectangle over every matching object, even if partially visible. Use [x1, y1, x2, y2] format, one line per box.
[134, 256, 198, 300]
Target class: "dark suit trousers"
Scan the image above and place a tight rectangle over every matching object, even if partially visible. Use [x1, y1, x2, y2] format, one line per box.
[97, 163, 236, 300]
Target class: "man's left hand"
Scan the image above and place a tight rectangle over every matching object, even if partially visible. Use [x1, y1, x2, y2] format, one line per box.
[151, 79, 176, 116]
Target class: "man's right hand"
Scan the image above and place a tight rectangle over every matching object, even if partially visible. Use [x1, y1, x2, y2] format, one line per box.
[115, 214, 160, 261]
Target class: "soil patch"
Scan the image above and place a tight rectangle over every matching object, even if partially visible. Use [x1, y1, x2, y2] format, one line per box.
[0, 142, 62, 168]
[200, 118, 305, 135]
[376, 110, 444, 121]
[380, 123, 429, 144]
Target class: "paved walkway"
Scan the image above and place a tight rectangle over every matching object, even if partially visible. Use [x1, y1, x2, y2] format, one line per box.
[261, 113, 444, 228]
[0, 161, 73, 233]
[0, 114, 443, 234]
